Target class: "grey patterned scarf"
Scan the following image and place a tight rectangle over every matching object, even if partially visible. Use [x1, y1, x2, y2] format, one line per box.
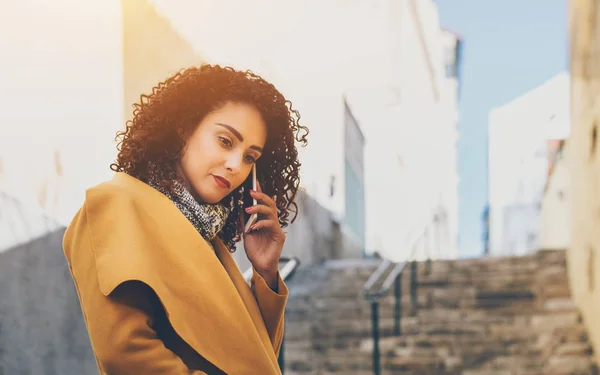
[147, 174, 230, 242]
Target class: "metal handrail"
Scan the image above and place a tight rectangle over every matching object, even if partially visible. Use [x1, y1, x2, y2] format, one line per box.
[363, 222, 427, 299]
[363, 259, 392, 295]
[363, 214, 439, 375]
[243, 256, 301, 375]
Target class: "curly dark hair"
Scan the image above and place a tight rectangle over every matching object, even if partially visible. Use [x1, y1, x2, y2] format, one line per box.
[110, 64, 309, 251]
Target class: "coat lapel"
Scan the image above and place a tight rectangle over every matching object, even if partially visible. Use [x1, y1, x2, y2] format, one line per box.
[86, 172, 281, 375]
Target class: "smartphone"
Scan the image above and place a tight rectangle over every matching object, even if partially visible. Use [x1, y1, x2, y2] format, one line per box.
[243, 164, 259, 233]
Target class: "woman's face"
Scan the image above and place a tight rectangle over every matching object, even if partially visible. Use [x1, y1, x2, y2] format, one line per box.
[178, 102, 267, 204]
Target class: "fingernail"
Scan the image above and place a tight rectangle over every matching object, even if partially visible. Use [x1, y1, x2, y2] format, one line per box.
[250, 189, 256, 193]
[245, 207, 252, 212]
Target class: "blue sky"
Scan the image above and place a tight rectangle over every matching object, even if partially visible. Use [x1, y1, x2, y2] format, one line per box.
[434, 0, 568, 257]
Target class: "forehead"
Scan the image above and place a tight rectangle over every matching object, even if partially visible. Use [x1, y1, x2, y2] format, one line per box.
[207, 102, 267, 146]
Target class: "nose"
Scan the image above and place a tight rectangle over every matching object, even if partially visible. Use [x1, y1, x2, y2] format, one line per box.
[224, 153, 243, 174]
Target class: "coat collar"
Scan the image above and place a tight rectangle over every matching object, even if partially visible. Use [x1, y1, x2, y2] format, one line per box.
[85, 172, 281, 374]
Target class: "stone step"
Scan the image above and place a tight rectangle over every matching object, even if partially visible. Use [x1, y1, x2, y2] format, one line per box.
[544, 355, 598, 375]
[324, 257, 564, 277]
[286, 295, 577, 325]
[324, 250, 565, 275]
[311, 273, 571, 302]
[285, 323, 592, 353]
[333, 270, 569, 289]
[282, 251, 595, 375]
[311, 353, 449, 373]
[287, 334, 540, 352]
[284, 331, 593, 373]
[285, 309, 581, 341]
[286, 347, 592, 374]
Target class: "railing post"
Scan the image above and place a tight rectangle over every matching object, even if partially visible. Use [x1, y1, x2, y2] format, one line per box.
[371, 301, 381, 375]
[424, 228, 432, 275]
[410, 261, 418, 315]
[394, 275, 402, 336]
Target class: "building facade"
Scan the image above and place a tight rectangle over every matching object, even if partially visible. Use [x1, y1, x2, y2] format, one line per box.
[488, 72, 570, 256]
[343, 100, 367, 252]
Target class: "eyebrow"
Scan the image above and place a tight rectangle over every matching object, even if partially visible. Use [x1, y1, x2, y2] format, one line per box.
[216, 123, 263, 153]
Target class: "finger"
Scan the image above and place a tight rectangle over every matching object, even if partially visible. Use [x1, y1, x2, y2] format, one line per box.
[245, 204, 277, 220]
[249, 219, 278, 232]
[254, 180, 278, 207]
[250, 189, 276, 209]
[255, 180, 277, 204]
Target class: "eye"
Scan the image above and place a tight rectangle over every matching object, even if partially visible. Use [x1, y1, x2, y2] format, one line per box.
[218, 136, 233, 148]
[244, 154, 257, 164]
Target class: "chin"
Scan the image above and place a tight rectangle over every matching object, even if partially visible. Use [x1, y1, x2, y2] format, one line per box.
[195, 190, 227, 205]
[205, 197, 224, 205]
[190, 179, 226, 204]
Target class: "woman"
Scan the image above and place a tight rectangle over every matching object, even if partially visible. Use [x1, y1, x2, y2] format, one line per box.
[63, 64, 308, 374]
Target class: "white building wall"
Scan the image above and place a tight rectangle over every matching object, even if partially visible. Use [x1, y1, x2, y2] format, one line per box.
[438, 30, 461, 260]
[488, 72, 570, 256]
[369, 1, 460, 261]
[0, 0, 124, 226]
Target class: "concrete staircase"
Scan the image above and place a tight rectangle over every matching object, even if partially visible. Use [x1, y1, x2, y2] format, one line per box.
[283, 250, 597, 375]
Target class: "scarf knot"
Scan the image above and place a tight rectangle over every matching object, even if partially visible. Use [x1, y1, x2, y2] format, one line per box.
[147, 174, 230, 242]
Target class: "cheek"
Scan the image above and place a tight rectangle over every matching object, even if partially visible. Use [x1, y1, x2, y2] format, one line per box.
[181, 148, 206, 179]
[185, 136, 215, 168]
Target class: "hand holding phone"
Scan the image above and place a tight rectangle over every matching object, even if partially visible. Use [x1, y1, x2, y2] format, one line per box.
[241, 163, 286, 287]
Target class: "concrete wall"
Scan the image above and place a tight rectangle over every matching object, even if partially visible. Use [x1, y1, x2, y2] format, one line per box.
[568, 0, 600, 365]
[0, 229, 97, 375]
[0, 191, 61, 254]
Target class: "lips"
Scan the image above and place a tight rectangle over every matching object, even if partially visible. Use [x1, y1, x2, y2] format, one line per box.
[212, 175, 231, 189]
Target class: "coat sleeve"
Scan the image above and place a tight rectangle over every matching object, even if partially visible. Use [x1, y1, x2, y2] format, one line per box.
[250, 268, 289, 355]
[64, 206, 207, 375]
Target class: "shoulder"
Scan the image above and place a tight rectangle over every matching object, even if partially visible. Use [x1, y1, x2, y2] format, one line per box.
[64, 173, 169, 295]
[84, 172, 166, 219]
[85, 173, 141, 211]
[64, 173, 154, 252]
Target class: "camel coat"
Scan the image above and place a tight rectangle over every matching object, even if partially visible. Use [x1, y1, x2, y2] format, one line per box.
[63, 172, 288, 374]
